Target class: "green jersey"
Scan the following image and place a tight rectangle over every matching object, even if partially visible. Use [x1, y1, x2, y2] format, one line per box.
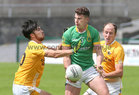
[62, 25, 100, 71]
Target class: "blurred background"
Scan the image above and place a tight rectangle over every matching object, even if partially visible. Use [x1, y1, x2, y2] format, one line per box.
[0, 0, 139, 65]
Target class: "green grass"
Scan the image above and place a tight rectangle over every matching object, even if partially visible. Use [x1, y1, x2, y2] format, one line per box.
[0, 63, 138, 95]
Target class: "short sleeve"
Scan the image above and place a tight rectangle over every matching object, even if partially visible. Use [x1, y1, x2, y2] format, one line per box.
[62, 29, 71, 47]
[93, 30, 100, 45]
[114, 47, 125, 64]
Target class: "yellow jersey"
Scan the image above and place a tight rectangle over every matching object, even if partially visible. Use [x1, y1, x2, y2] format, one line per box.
[14, 41, 46, 87]
[101, 40, 125, 81]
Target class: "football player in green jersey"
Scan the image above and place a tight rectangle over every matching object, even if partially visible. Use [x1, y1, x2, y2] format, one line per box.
[62, 7, 109, 95]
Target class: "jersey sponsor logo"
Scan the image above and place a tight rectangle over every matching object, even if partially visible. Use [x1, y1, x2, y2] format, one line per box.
[80, 46, 91, 50]
[72, 37, 84, 43]
[72, 39, 80, 42]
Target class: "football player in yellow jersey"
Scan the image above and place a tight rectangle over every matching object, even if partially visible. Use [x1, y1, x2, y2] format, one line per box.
[84, 23, 125, 95]
[12, 20, 76, 95]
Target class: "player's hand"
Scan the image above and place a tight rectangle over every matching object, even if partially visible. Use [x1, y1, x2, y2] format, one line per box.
[56, 43, 62, 50]
[96, 65, 103, 76]
[65, 75, 77, 83]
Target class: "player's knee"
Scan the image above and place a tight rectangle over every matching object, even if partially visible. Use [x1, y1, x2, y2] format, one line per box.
[102, 90, 109, 95]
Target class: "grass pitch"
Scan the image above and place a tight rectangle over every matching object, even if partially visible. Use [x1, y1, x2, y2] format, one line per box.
[0, 63, 138, 95]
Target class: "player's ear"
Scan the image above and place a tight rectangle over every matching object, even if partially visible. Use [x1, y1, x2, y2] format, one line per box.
[30, 33, 35, 39]
[87, 17, 89, 21]
[85, 17, 89, 23]
[103, 30, 105, 37]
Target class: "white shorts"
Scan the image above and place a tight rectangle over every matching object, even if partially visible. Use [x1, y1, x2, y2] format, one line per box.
[84, 80, 122, 95]
[12, 84, 41, 95]
[66, 66, 99, 88]
[107, 80, 122, 94]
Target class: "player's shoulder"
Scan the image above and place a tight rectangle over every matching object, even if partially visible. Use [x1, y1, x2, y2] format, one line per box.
[27, 41, 45, 50]
[100, 40, 105, 45]
[88, 25, 98, 32]
[63, 26, 76, 36]
[65, 26, 75, 32]
[69, 26, 76, 30]
[100, 40, 105, 44]
[114, 41, 124, 51]
[26, 41, 45, 55]
[28, 41, 36, 46]
[28, 41, 42, 46]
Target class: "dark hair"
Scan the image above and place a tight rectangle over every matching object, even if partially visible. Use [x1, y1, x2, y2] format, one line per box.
[22, 20, 38, 39]
[75, 7, 90, 17]
[63, 27, 69, 32]
[103, 23, 117, 34]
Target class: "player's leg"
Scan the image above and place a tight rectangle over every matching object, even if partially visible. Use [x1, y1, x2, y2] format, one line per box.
[65, 84, 81, 95]
[83, 66, 109, 95]
[87, 76, 109, 95]
[83, 88, 121, 95]
[65, 78, 83, 95]
[40, 90, 51, 95]
[106, 81, 122, 95]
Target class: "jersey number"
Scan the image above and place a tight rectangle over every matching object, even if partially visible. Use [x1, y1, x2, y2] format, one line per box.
[20, 53, 26, 66]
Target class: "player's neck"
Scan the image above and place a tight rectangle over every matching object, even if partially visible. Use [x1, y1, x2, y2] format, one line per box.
[31, 39, 42, 44]
[78, 28, 86, 33]
[77, 25, 88, 33]
[105, 40, 116, 45]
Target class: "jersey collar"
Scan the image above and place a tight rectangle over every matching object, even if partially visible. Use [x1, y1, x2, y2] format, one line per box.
[76, 25, 88, 33]
[30, 40, 37, 43]
[105, 40, 116, 46]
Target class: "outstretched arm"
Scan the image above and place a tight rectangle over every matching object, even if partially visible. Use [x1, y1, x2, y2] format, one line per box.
[47, 43, 62, 50]
[44, 49, 73, 58]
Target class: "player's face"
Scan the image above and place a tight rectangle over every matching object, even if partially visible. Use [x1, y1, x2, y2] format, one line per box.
[33, 27, 44, 41]
[74, 13, 89, 30]
[103, 24, 116, 45]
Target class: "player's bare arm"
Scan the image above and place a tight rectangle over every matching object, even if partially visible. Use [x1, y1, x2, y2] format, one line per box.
[62, 46, 71, 70]
[47, 43, 62, 50]
[94, 44, 104, 71]
[102, 63, 123, 78]
[44, 49, 73, 58]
